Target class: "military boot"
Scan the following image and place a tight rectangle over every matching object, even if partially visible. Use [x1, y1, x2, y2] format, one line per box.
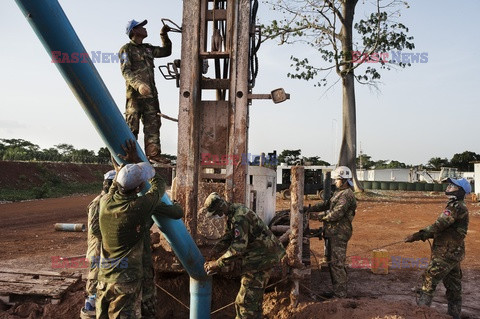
[416, 291, 433, 307]
[447, 300, 461, 319]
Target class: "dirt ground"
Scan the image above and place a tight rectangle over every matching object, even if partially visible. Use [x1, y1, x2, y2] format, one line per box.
[0, 190, 479, 318]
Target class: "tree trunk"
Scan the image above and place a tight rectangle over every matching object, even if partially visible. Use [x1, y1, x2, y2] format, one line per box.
[338, 0, 363, 192]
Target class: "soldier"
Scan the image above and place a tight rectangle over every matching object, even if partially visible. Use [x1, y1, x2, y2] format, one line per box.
[203, 192, 286, 319]
[308, 166, 357, 298]
[80, 170, 115, 319]
[119, 19, 172, 165]
[405, 178, 471, 319]
[96, 140, 183, 318]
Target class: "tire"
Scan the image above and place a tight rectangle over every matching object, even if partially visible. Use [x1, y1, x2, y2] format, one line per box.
[281, 189, 291, 200]
[316, 189, 324, 199]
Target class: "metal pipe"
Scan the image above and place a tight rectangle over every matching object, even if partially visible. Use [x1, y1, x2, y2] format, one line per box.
[54, 223, 85, 232]
[15, 1, 211, 317]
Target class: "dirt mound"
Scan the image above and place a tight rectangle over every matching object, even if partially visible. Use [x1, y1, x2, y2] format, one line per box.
[0, 160, 111, 190]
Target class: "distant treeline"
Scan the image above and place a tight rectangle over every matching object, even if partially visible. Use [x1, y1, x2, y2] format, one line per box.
[0, 138, 176, 164]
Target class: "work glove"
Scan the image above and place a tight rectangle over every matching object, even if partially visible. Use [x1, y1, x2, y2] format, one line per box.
[404, 231, 423, 243]
[302, 206, 310, 213]
[138, 83, 151, 96]
[204, 260, 220, 275]
[160, 25, 171, 35]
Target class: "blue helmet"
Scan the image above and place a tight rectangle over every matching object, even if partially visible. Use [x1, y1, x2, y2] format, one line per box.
[445, 177, 471, 194]
[125, 19, 147, 36]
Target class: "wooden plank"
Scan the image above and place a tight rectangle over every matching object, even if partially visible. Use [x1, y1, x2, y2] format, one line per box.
[0, 269, 81, 303]
[201, 78, 230, 89]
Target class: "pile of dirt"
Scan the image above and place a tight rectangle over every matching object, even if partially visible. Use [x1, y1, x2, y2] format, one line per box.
[0, 160, 111, 190]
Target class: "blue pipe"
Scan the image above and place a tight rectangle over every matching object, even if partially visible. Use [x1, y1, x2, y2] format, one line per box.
[15, 1, 211, 318]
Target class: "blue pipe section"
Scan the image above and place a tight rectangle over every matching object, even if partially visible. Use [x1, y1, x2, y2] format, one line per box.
[15, 1, 211, 318]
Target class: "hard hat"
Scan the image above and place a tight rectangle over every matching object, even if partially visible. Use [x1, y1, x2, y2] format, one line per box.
[204, 192, 225, 217]
[332, 166, 352, 179]
[125, 19, 147, 36]
[116, 162, 155, 191]
[444, 177, 471, 194]
[103, 170, 116, 181]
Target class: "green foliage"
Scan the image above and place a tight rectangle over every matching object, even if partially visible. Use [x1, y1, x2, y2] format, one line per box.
[0, 138, 112, 164]
[278, 149, 302, 165]
[262, 0, 414, 86]
[277, 149, 330, 166]
[450, 151, 480, 172]
[426, 157, 449, 170]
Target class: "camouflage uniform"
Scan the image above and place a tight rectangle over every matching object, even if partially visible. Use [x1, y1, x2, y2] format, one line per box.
[215, 204, 286, 319]
[96, 174, 183, 318]
[119, 35, 172, 159]
[86, 194, 102, 296]
[415, 198, 468, 317]
[141, 218, 156, 319]
[310, 187, 357, 298]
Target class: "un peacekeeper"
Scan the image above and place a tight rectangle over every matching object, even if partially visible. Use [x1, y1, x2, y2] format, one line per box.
[119, 19, 172, 165]
[80, 169, 116, 319]
[405, 178, 471, 319]
[96, 140, 183, 318]
[307, 166, 357, 298]
[203, 192, 286, 319]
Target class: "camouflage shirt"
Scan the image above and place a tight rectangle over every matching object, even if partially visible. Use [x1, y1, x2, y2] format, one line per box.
[98, 174, 183, 283]
[421, 198, 469, 261]
[216, 204, 286, 273]
[119, 35, 172, 99]
[310, 188, 357, 241]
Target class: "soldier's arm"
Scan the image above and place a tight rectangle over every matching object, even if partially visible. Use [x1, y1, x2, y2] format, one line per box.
[152, 34, 172, 58]
[422, 207, 459, 237]
[119, 45, 147, 90]
[217, 218, 249, 268]
[308, 200, 329, 213]
[138, 174, 166, 220]
[322, 196, 349, 222]
[88, 197, 102, 238]
[152, 202, 184, 219]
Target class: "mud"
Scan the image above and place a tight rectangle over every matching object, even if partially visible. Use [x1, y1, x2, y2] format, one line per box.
[0, 190, 479, 318]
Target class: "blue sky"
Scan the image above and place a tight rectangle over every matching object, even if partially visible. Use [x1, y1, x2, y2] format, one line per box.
[1, 0, 479, 166]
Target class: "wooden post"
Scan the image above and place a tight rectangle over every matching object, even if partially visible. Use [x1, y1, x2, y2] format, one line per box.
[289, 166, 304, 306]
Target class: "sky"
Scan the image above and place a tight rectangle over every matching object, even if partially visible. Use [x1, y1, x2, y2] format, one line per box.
[0, 0, 479, 166]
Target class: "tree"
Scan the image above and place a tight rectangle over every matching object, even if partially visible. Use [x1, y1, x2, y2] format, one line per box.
[450, 151, 480, 172]
[263, 0, 414, 191]
[278, 149, 302, 165]
[356, 153, 374, 169]
[302, 156, 330, 166]
[426, 157, 449, 170]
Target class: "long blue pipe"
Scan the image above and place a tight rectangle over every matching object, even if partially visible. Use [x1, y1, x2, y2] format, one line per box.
[15, 1, 211, 317]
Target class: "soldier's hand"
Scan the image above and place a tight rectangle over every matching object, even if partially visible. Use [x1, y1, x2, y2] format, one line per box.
[118, 139, 141, 164]
[204, 260, 220, 275]
[138, 83, 151, 96]
[404, 231, 422, 243]
[160, 25, 171, 35]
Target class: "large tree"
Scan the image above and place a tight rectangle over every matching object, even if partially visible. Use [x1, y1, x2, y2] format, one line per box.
[450, 151, 480, 172]
[263, 0, 414, 191]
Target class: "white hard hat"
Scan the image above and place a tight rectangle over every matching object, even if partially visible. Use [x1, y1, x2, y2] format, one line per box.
[332, 166, 352, 179]
[116, 162, 155, 191]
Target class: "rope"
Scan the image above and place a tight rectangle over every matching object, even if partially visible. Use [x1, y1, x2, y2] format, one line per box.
[210, 276, 290, 314]
[155, 283, 189, 310]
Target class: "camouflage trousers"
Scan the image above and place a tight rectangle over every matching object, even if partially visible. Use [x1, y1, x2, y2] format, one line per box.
[421, 256, 462, 303]
[95, 281, 141, 319]
[235, 269, 272, 319]
[125, 97, 162, 157]
[86, 236, 101, 296]
[326, 237, 348, 298]
[140, 266, 156, 319]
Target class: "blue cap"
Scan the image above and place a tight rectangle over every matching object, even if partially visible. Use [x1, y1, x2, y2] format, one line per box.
[125, 19, 147, 36]
[104, 170, 116, 181]
[445, 177, 471, 194]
